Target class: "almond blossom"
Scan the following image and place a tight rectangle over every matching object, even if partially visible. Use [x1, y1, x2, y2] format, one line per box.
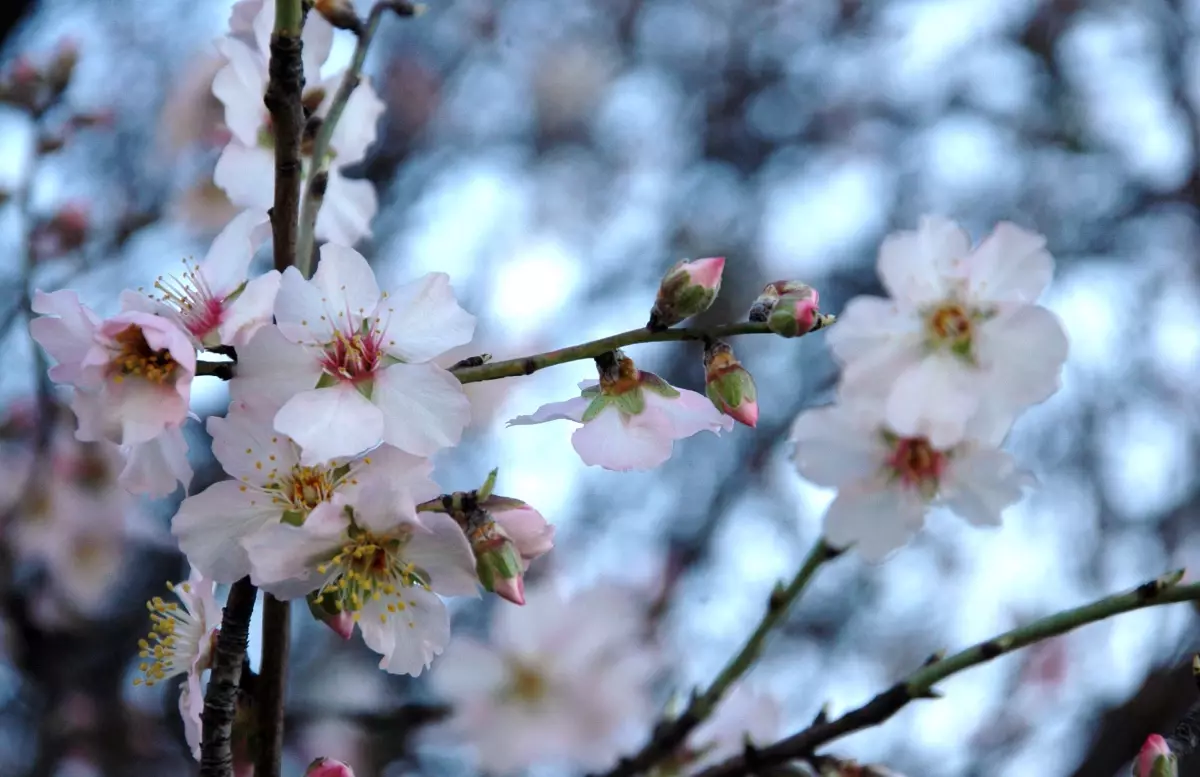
[790, 394, 1032, 560]
[135, 209, 278, 348]
[231, 244, 475, 464]
[132, 569, 221, 761]
[172, 398, 436, 584]
[241, 475, 479, 676]
[508, 351, 733, 471]
[212, 0, 384, 245]
[428, 582, 661, 773]
[826, 216, 1068, 448]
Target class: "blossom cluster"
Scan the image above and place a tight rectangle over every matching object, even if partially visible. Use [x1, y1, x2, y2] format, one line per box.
[791, 216, 1069, 559]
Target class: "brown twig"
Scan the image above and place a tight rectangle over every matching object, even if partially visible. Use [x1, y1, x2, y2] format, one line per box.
[255, 595, 291, 777]
[200, 578, 258, 777]
[264, 0, 306, 274]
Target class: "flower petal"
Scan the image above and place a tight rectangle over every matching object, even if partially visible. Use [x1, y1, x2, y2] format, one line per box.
[322, 75, 385, 166]
[571, 405, 674, 471]
[643, 387, 733, 438]
[975, 304, 1069, 412]
[208, 399, 299, 483]
[966, 222, 1053, 303]
[374, 362, 471, 456]
[274, 384, 385, 465]
[493, 506, 554, 567]
[883, 353, 981, 449]
[877, 215, 969, 305]
[218, 269, 280, 348]
[358, 586, 450, 677]
[213, 142, 274, 211]
[826, 295, 924, 393]
[229, 325, 323, 408]
[212, 38, 267, 147]
[29, 289, 99, 385]
[506, 395, 590, 426]
[381, 272, 476, 363]
[790, 402, 886, 488]
[242, 500, 347, 598]
[939, 443, 1030, 527]
[315, 170, 376, 246]
[120, 426, 194, 497]
[172, 481, 279, 583]
[312, 243, 381, 331]
[275, 265, 337, 344]
[405, 512, 480, 598]
[823, 484, 927, 561]
[199, 208, 271, 296]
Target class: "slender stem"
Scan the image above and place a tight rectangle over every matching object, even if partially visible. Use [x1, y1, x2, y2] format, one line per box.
[295, 0, 421, 277]
[200, 578, 258, 777]
[254, 595, 291, 777]
[692, 571, 1200, 777]
[196, 361, 235, 380]
[593, 540, 843, 777]
[453, 316, 834, 384]
[265, 0, 305, 274]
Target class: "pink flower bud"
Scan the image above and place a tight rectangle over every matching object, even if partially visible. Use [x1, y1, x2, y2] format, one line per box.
[767, 285, 821, 338]
[703, 340, 758, 428]
[469, 520, 527, 605]
[648, 257, 725, 330]
[305, 757, 355, 777]
[748, 279, 811, 322]
[1136, 735, 1176, 777]
[306, 592, 355, 640]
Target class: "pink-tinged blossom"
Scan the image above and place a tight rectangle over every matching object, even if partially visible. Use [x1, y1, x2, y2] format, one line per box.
[231, 244, 475, 464]
[172, 399, 436, 584]
[1136, 735, 1176, 777]
[136, 209, 277, 348]
[305, 758, 355, 777]
[241, 476, 479, 676]
[212, 0, 384, 245]
[491, 502, 555, 569]
[30, 289, 196, 447]
[790, 395, 1032, 560]
[428, 582, 661, 774]
[684, 684, 781, 772]
[648, 257, 725, 329]
[132, 569, 220, 761]
[826, 216, 1068, 448]
[71, 390, 194, 497]
[508, 353, 732, 471]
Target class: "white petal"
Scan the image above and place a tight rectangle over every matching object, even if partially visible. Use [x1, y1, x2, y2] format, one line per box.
[200, 208, 271, 295]
[506, 395, 590, 426]
[180, 675, 205, 761]
[311, 243, 380, 330]
[823, 484, 927, 561]
[877, 215, 969, 305]
[242, 501, 347, 597]
[342, 444, 438, 506]
[643, 387, 733, 439]
[405, 512, 480, 598]
[884, 354, 980, 449]
[374, 362, 471, 456]
[571, 406, 674, 471]
[275, 265, 336, 344]
[827, 295, 924, 392]
[429, 638, 507, 702]
[218, 269, 280, 348]
[790, 402, 886, 488]
[212, 38, 267, 147]
[382, 273, 476, 363]
[274, 384, 385, 465]
[120, 426, 193, 497]
[940, 444, 1030, 526]
[966, 222, 1053, 303]
[208, 400, 299, 482]
[315, 170, 376, 245]
[109, 379, 190, 446]
[29, 289, 99, 385]
[300, 11, 334, 82]
[229, 325, 323, 408]
[213, 142, 275, 211]
[358, 586, 450, 677]
[326, 77, 385, 166]
[975, 304, 1069, 411]
[172, 481, 279, 583]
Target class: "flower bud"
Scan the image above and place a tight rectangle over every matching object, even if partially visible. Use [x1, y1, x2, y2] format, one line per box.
[469, 518, 526, 605]
[748, 280, 811, 322]
[703, 340, 758, 428]
[767, 285, 821, 338]
[46, 38, 79, 96]
[1136, 735, 1176, 777]
[306, 757, 355, 777]
[314, 0, 364, 32]
[648, 257, 725, 330]
[306, 591, 355, 640]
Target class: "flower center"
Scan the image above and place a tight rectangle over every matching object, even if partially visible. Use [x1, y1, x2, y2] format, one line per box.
[266, 464, 338, 511]
[321, 328, 384, 383]
[133, 580, 213, 687]
[312, 527, 426, 621]
[152, 259, 224, 341]
[885, 435, 945, 497]
[502, 661, 549, 705]
[924, 301, 986, 360]
[108, 325, 178, 384]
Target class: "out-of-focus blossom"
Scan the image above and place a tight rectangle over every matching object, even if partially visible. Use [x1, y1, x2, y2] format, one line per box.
[790, 394, 1031, 560]
[508, 352, 732, 471]
[30, 201, 89, 260]
[232, 244, 475, 463]
[133, 569, 221, 761]
[134, 209, 277, 348]
[211, 0, 385, 245]
[305, 757, 355, 777]
[826, 216, 1068, 447]
[1135, 735, 1177, 777]
[703, 340, 758, 428]
[429, 582, 661, 773]
[490, 500, 555, 569]
[648, 257, 725, 330]
[172, 399, 435, 583]
[242, 475, 478, 675]
[679, 684, 781, 773]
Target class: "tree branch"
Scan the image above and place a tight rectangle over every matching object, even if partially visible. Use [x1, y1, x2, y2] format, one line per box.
[265, 0, 305, 274]
[254, 595, 291, 777]
[593, 540, 843, 777]
[200, 578, 258, 777]
[452, 316, 835, 384]
[693, 571, 1200, 777]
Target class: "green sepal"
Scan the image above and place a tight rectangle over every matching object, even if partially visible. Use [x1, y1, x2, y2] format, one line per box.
[354, 378, 374, 400]
[639, 371, 680, 398]
[379, 354, 402, 368]
[480, 495, 528, 512]
[223, 279, 249, 305]
[611, 386, 646, 416]
[281, 509, 306, 527]
[581, 394, 612, 423]
[477, 468, 499, 501]
[475, 540, 523, 592]
[316, 372, 339, 389]
[581, 384, 602, 399]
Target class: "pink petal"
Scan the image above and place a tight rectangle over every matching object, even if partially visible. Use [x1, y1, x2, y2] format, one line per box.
[506, 395, 591, 426]
[877, 215, 969, 305]
[643, 387, 733, 438]
[571, 405, 674, 471]
[120, 426, 193, 496]
[790, 402, 887, 488]
[219, 269, 280, 348]
[966, 222, 1053, 303]
[315, 170, 376, 246]
[883, 353, 980, 449]
[823, 484, 927, 561]
[405, 512, 480, 598]
[381, 272, 476, 363]
[309, 244, 381, 331]
[207, 399, 299, 483]
[200, 209, 271, 296]
[374, 362, 471, 457]
[172, 481, 278, 583]
[29, 289, 99, 385]
[214, 142, 274, 211]
[275, 384, 384, 465]
[493, 506, 555, 566]
[230, 325, 323, 408]
[242, 501, 347, 597]
[827, 295, 924, 392]
[357, 586, 449, 676]
[323, 74, 385, 166]
[939, 445, 1030, 527]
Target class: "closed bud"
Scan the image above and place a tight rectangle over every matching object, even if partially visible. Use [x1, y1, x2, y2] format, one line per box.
[749, 280, 811, 322]
[314, 0, 364, 33]
[648, 257, 725, 330]
[1135, 735, 1176, 777]
[469, 517, 526, 605]
[306, 591, 355, 640]
[703, 340, 758, 428]
[767, 285, 821, 337]
[306, 757, 355, 777]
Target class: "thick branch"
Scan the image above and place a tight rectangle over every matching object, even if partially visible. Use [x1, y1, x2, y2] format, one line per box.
[295, 0, 421, 277]
[265, 0, 305, 274]
[593, 540, 843, 777]
[199, 578, 258, 777]
[453, 316, 834, 384]
[693, 571, 1200, 777]
[254, 595, 291, 777]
